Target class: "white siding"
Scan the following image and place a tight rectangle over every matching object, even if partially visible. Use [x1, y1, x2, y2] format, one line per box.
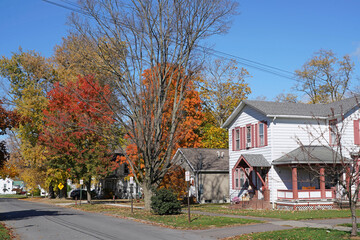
[228, 105, 271, 200]
[228, 103, 360, 204]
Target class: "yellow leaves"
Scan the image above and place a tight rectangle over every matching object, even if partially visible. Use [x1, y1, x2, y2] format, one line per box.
[201, 125, 228, 149]
[295, 49, 354, 104]
[45, 168, 70, 191]
[198, 58, 251, 127]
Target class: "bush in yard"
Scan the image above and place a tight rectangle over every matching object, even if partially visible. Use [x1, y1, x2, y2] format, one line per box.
[151, 188, 181, 215]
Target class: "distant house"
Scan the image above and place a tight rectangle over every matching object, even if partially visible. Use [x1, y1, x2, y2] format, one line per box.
[172, 148, 229, 203]
[98, 153, 140, 199]
[0, 178, 16, 194]
[222, 96, 360, 210]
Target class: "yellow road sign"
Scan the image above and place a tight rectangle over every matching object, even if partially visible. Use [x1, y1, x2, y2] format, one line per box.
[58, 183, 64, 190]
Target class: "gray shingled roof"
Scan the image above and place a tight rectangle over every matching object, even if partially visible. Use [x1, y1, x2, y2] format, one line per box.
[272, 146, 347, 165]
[174, 148, 228, 171]
[241, 154, 271, 167]
[223, 96, 360, 128]
[244, 96, 359, 117]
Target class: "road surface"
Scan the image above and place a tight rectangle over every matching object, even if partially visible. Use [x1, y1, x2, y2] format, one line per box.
[0, 198, 212, 240]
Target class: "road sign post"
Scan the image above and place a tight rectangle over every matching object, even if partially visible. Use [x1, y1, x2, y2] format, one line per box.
[58, 183, 64, 199]
[80, 179, 83, 205]
[185, 171, 191, 223]
[130, 177, 134, 214]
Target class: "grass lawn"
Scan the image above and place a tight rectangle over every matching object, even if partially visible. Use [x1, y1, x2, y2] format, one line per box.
[72, 204, 262, 229]
[0, 194, 27, 199]
[190, 204, 360, 220]
[338, 223, 360, 228]
[228, 228, 358, 240]
[0, 222, 12, 240]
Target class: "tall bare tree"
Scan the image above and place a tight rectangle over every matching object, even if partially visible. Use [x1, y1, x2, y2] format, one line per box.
[70, 0, 238, 209]
[296, 101, 360, 236]
[295, 49, 354, 104]
[198, 58, 251, 127]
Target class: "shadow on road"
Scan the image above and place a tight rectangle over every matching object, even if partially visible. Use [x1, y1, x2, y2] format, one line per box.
[0, 209, 75, 221]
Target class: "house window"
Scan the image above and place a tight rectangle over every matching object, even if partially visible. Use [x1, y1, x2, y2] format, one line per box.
[259, 123, 264, 146]
[240, 169, 245, 187]
[329, 120, 337, 146]
[235, 169, 239, 188]
[235, 129, 240, 150]
[246, 125, 252, 147]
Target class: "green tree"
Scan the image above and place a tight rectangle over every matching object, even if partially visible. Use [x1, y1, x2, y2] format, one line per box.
[295, 49, 354, 104]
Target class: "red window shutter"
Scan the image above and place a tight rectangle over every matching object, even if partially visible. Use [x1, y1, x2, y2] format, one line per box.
[242, 127, 246, 149]
[255, 124, 259, 148]
[232, 129, 235, 151]
[264, 122, 268, 146]
[354, 120, 360, 145]
[239, 128, 242, 150]
[251, 125, 255, 148]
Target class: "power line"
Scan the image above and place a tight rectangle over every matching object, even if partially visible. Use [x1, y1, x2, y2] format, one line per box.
[42, 0, 298, 81]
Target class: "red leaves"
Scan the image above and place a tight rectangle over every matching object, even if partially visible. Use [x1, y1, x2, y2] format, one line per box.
[40, 75, 116, 178]
[0, 100, 21, 135]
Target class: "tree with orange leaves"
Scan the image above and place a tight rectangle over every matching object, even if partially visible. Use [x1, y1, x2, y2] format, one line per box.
[120, 66, 203, 202]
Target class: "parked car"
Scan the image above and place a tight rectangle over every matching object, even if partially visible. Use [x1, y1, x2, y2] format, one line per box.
[70, 189, 96, 200]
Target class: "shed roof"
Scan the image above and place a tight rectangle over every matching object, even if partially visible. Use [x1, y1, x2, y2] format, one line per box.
[272, 146, 347, 165]
[173, 148, 229, 171]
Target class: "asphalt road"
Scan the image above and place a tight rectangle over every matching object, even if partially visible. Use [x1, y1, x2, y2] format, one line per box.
[0, 198, 213, 240]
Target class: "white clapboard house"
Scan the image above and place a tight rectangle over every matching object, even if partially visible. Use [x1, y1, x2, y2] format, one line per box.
[222, 96, 360, 210]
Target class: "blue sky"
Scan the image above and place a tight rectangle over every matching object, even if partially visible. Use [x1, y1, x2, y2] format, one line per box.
[0, 0, 359, 100]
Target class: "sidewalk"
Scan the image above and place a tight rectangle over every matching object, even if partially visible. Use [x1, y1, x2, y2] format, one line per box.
[187, 210, 355, 239]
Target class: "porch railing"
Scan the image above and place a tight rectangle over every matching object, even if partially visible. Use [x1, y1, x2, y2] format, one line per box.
[277, 189, 335, 200]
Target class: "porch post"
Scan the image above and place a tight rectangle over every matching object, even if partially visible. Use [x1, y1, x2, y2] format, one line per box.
[320, 167, 326, 199]
[292, 166, 298, 200]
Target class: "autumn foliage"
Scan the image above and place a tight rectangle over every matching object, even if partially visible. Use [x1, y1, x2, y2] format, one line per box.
[121, 67, 203, 188]
[40, 76, 119, 188]
[0, 100, 20, 175]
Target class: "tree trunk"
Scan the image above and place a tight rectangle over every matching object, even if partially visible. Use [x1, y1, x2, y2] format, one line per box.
[60, 181, 67, 199]
[48, 185, 55, 199]
[350, 200, 357, 236]
[143, 185, 154, 211]
[86, 177, 92, 204]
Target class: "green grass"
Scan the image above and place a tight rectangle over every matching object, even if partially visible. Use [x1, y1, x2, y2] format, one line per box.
[230, 228, 358, 240]
[190, 204, 360, 220]
[72, 204, 262, 229]
[0, 222, 12, 240]
[338, 223, 360, 228]
[0, 194, 27, 199]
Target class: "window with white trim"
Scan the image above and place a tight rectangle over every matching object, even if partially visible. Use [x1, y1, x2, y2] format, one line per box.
[235, 169, 239, 188]
[246, 125, 252, 147]
[259, 123, 264, 146]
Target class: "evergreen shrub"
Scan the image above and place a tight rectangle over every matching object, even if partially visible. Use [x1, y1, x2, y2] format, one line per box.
[151, 188, 181, 215]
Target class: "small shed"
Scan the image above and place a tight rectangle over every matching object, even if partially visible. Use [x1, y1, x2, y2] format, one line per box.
[172, 148, 229, 203]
